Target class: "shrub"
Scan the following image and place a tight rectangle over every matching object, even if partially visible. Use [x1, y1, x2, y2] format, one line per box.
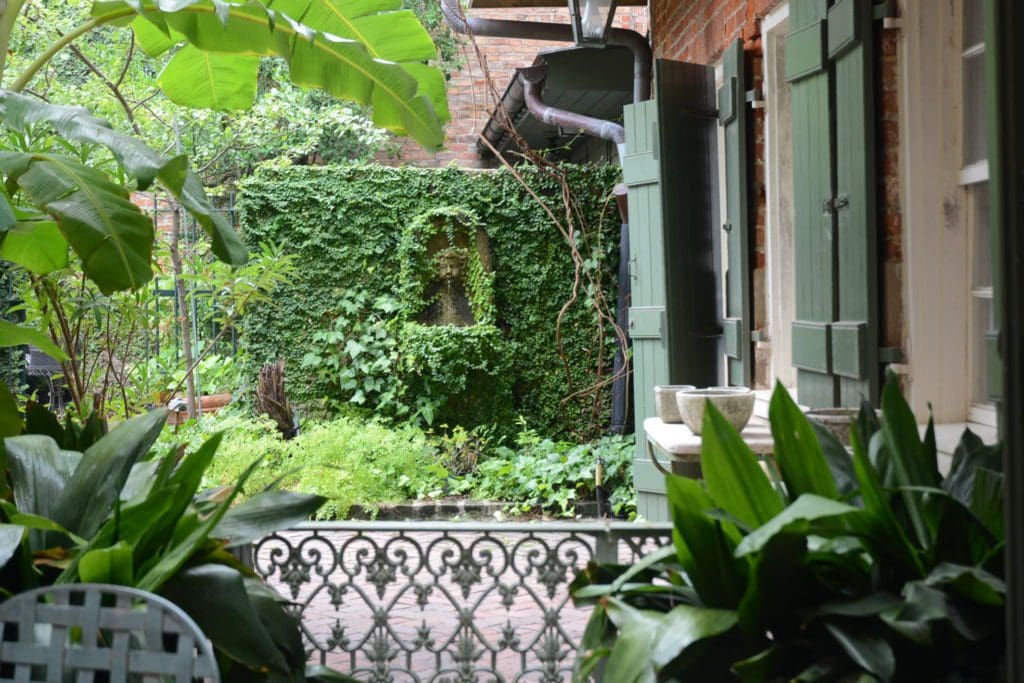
[194, 414, 444, 519]
[457, 426, 636, 517]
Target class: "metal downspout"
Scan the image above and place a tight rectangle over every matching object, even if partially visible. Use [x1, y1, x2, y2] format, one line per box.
[441, 0, 642, 454]
[518, 65, 626, 155]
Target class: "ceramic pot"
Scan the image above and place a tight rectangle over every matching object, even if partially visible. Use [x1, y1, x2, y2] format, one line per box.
[805, 408, 857, 446]
[675, 387, 755, 435]
[654, 384, 696, 423]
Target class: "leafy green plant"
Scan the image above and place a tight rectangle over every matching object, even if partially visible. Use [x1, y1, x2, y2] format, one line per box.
[571, 374, 1005, 682]
[399, 322, 513, 431]
[191, 412, 446, 520]
[0, 0, 447, 358]
[238, 164, 623, 439]
[458, 426, 635, 517]
[0, 387, 348, 681]
[300, 289, 433, 421]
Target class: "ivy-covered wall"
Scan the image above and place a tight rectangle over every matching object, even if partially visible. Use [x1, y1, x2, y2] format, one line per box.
[237, 164, 622, 438]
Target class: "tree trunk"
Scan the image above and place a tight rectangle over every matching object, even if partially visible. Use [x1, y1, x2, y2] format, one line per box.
[169, 203, 197, 419]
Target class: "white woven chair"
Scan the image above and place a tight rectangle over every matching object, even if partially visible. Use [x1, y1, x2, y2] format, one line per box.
[0, 584, 219, 682]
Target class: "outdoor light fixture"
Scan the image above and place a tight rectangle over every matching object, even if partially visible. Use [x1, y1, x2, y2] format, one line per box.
[568, 0, 618, 44]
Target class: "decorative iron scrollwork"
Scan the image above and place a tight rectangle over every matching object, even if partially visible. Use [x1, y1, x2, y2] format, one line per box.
[253, 522, 671, 682]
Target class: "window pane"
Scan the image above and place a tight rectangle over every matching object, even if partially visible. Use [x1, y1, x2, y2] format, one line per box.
[963, 52, 988, 165]
[972, 183, 992, 287]
[971, 296, 995, 403]
[964, 0, 985, 49]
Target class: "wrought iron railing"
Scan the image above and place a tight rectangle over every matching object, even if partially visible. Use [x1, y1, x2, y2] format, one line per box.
[249, 521, 673, 682]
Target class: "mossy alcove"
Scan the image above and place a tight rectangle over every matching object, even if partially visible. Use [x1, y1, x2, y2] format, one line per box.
[398, 207, 511, 429]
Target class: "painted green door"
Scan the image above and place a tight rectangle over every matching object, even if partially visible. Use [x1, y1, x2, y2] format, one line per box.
[624, 59, 720, 521]
[720, 39, 752, 387]
[787, 0, 879, 408]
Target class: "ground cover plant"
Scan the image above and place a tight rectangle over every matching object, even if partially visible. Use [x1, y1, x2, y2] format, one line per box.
[238, 163, 623, 440]
[571, 374, 1005, 681]
[453, 426, 636, 517]
[165, 410, 638, 519]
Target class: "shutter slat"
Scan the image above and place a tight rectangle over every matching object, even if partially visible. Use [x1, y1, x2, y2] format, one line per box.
[720, 39, 753, 387]
[832, 0, 879, 405]
[789, 0, 839, 407]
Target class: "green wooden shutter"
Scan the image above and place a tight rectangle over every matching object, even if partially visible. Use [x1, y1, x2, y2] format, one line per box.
[720, 39, 753, 387]
[624, 59, 720, 521]
[787, 0, 878, 407]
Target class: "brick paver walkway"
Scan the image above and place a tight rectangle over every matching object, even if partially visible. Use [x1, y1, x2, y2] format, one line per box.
[256, 524, 669, 682]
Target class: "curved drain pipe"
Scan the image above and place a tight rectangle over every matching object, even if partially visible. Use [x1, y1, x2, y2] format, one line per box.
[439, 0, 651, 104]
[519, 65, 625, 157]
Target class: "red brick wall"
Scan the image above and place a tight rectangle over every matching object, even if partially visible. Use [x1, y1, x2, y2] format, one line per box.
[652, 0, 778, 64]
[380, 6, 648, 168]
[877, 24, 902, 351]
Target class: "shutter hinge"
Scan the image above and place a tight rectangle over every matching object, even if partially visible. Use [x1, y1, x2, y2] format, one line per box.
[823, 194, 849, 215]
[722, 222, 732, 233]
[874, 1, 901, 28]
[745, 88, 764, 109]
[628, 257, 637, 281]
[751, 329, 768, 343]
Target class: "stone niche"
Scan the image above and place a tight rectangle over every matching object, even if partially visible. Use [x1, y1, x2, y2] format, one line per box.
[397, 207, 511, 431]
[418, 225, 493, 327]
[400, 207, 495, 327]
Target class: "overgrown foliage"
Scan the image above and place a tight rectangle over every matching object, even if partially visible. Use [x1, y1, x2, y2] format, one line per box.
[571, 374, 1005, 681]
[238, 163, 622, 439]
[0, 398, 343, 680]
[454, 428, 635, 517]
[179, 413, 441, 520]
[162, 411, 637, 519]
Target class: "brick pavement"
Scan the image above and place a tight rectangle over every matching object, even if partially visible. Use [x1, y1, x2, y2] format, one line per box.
[256, 526, 668, 682]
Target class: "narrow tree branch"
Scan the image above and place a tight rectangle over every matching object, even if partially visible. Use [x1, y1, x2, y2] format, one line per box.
[65, 39, 143, 136]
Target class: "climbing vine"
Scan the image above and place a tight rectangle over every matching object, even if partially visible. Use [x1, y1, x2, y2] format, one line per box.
[237, 164, 621, 439]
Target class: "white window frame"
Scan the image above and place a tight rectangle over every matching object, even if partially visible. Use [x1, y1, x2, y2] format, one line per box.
[761, 3, 797, 394]
[899, 0, 997, 452]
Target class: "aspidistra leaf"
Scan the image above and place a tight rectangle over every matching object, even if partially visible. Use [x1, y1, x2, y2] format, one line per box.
[700, 402, 784, 529]
[769, 382, 840, 501]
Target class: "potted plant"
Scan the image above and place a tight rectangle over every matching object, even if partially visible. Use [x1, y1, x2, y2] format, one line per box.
[571, 373, 1005, 681]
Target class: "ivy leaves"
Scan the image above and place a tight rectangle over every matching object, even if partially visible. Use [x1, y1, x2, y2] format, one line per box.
[239, 164, 623, 439]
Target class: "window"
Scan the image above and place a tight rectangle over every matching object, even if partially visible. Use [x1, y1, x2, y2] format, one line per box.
[961, 0, 996, 422]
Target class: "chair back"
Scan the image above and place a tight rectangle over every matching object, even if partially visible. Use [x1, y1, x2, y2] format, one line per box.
[0, 583, 220, 682]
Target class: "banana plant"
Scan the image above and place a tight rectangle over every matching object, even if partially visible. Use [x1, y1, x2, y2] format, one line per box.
[0, 0, 447, 339]
[571, 373, 1005, 682]
[0, 381, 345, 680]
